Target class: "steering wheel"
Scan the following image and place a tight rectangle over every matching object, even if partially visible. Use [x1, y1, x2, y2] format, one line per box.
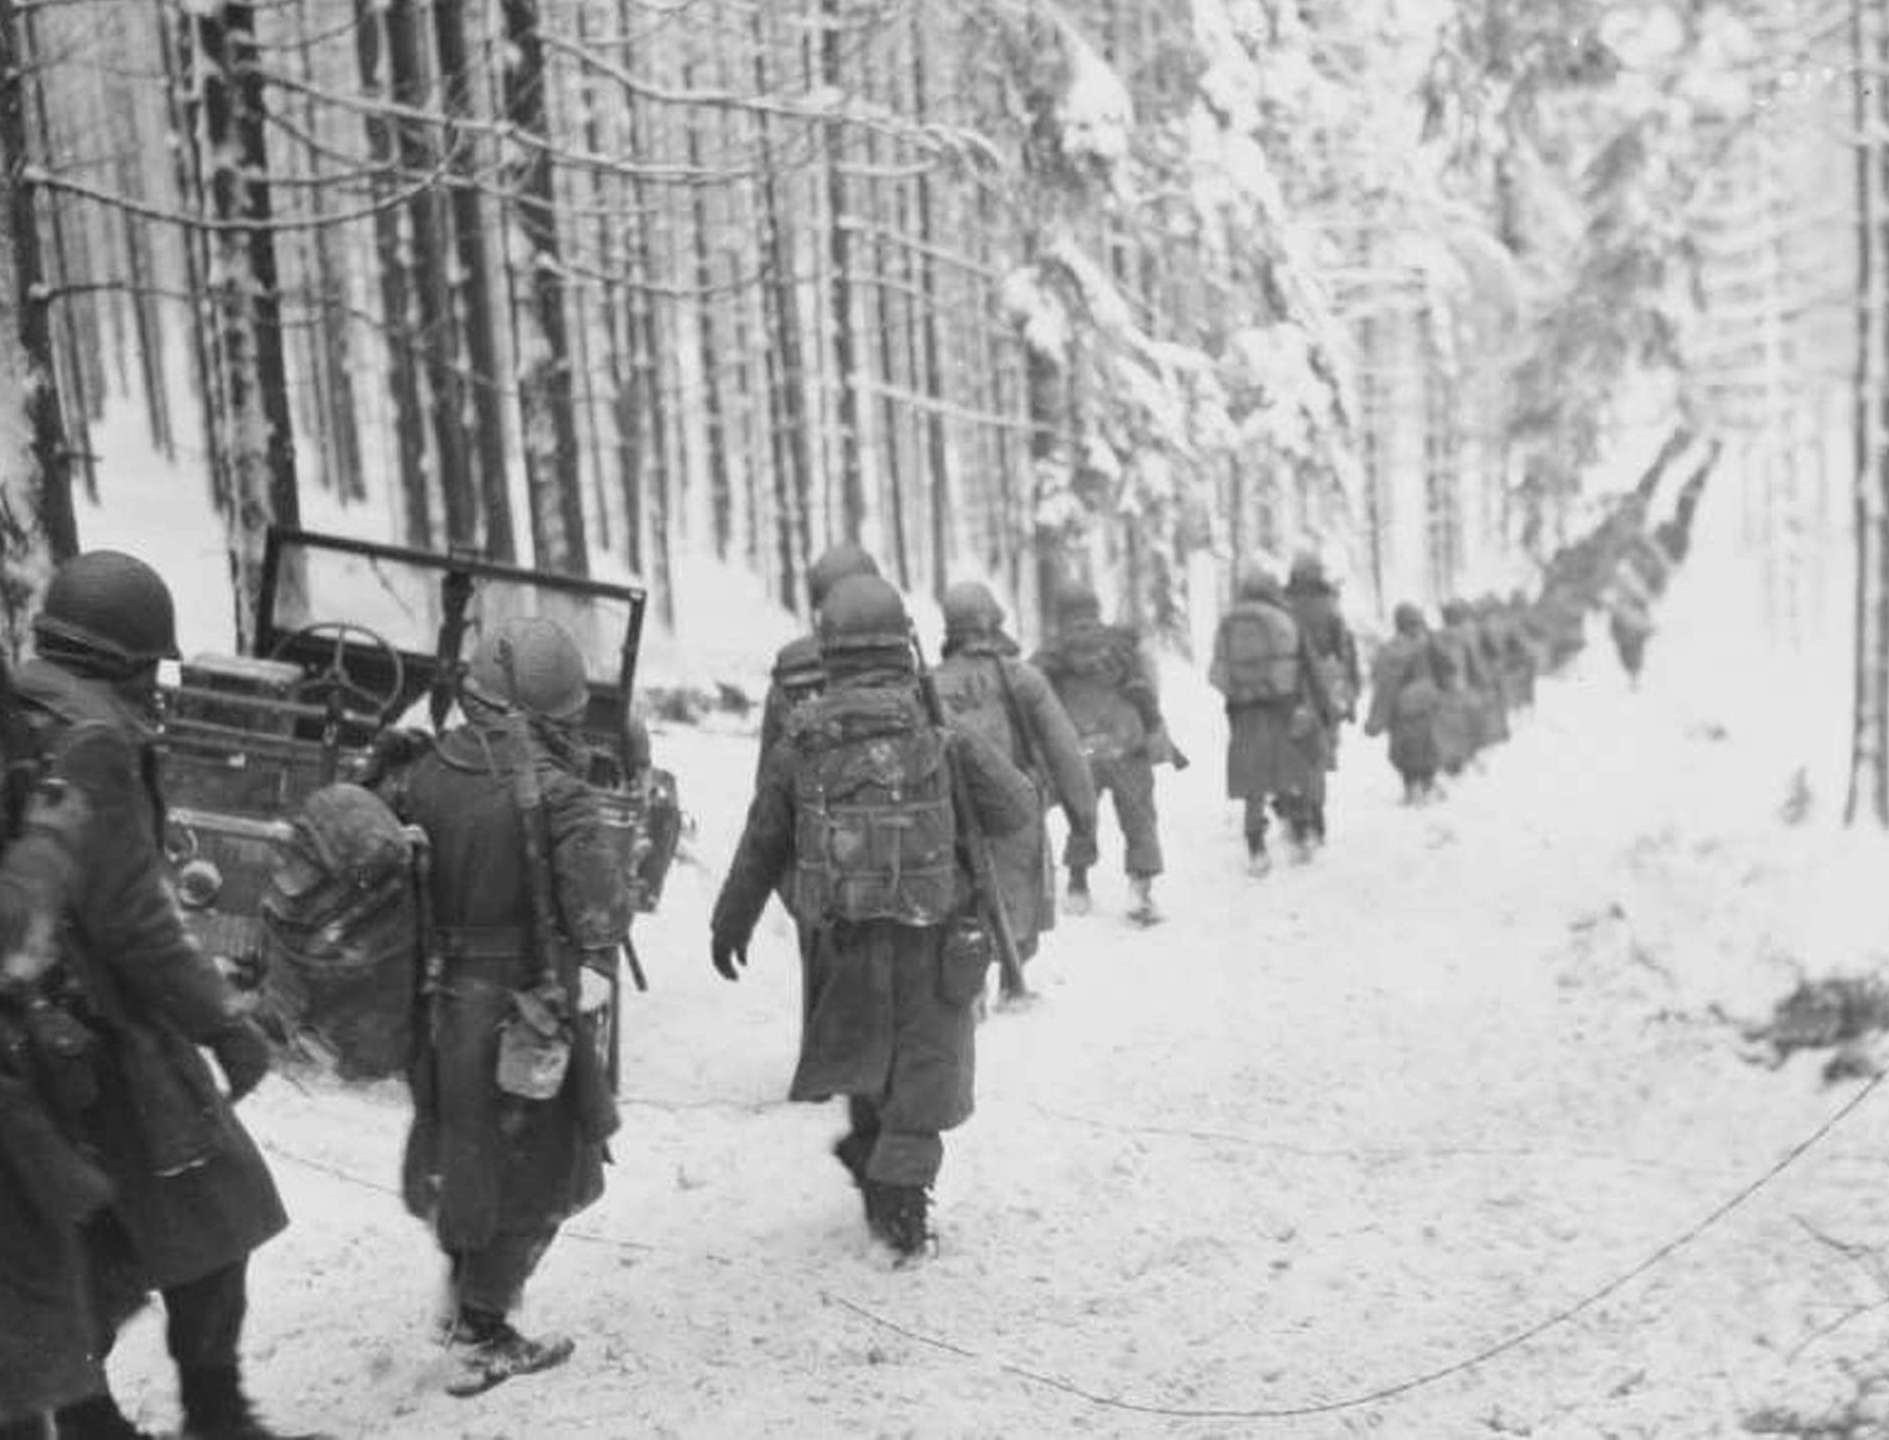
[268, 622, 408, 725]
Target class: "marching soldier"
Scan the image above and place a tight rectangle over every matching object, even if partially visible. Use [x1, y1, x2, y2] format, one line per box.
[931, 581, 1096, 1002]
[1031, 583, 1178, 924]
[381, 617, 631, 1397]
[1364, 603, 1445, 804]
[710, 576, 1036, 1259]
[1283, 554, 1360, 847]
[14, 552, 309, 1440]
[1208, 566, 1332, 871]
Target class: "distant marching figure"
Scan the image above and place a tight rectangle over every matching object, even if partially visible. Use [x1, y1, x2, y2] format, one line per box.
[1283, 553, 1360, 848]
[931, 580, 1097, 1003]
[1031, 582, 1180, 925]
[1208, 564, 1333, 873]
[1364, 603, 1445, 805]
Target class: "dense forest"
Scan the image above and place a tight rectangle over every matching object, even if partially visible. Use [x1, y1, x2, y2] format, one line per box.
[0, 0, 1858, 722]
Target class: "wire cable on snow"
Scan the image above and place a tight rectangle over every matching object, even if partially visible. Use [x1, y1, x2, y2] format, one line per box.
[829, 1070, 1889, 1422]
[250, 1070, 1887, 1419]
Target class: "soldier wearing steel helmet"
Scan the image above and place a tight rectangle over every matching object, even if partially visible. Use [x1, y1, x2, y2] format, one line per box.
[1209, 565, 1334, 872]
[378, 615, 631, 1396]
[1283, 553, 1359, 848]
[1030, 582, 1176, 924]
[754, 543, 882, 778]
[10, 552, 316, 1440]
[710, 575, 1036, 1260]
[930, 580, 1096, 1002]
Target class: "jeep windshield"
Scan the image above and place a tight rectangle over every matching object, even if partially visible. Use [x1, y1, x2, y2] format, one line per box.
[259, 529, 643, 696]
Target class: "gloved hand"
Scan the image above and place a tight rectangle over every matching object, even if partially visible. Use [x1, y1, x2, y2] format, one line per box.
[208, 1017, 271, 1102]
[711, 933, 748, 982]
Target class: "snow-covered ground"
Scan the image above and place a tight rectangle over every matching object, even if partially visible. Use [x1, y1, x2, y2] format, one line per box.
[81, 505, 1889, 1438]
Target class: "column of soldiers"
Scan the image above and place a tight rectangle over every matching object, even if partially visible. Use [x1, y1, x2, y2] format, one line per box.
[0, 532, 1665, 1435]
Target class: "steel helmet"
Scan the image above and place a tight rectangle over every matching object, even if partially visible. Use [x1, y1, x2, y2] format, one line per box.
[1236, 563, 1280, 602]
[941, 580, 1004, 639]
[807, 543, 881, 613]
[33, 550, 181, 677]
[771, 633, 825, 700]
[1054, 582, 1101, 625]
[818, 575, 911, 656]
[1288, 552, 1327, 589]
[462, 616, 591, 721]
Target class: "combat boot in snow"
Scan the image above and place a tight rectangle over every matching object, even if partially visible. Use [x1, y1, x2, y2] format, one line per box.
[445, 1308, 574, 1399]
[1127, 875, 1161, 925]
[1245, 831, 1271, 878]
[1065, 867, 1091, 916]
[867, 1183, 932, 1261]
[179, 1366, 328, 1440]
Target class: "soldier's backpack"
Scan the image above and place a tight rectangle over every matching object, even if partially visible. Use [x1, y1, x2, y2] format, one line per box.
[258, 783, 423, 1081]
[790, 692, 957, 928]
[1219, 604, 1302, 705]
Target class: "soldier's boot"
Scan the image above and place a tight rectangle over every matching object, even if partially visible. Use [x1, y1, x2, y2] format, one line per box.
[1127, 875, 1161, 926]
[866, 1182, 933, 1262]
[832, 1129, 874, 1214]
[179, 1365, 330, 1440]
[1245, 832, 1271, 878]
[53, 1394, 157, 1440]
[444, 1309, 575, 1399]
[1064, 866, 1091, 916]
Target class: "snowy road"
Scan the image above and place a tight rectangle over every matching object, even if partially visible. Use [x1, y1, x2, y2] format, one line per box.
[112, 609, 1889, 1439]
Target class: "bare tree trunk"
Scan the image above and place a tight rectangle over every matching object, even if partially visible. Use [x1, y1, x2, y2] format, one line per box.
[1847, 0, 1887, 823]
[821, 0, 865, 544]
[751, 4, 808, 611]
[501, 0, 588, 574]
[354, 0, 428, 545]
[435, 0, 514, 558]
[0, 0, 73, 652]
[106, 81, 172, 460]
[623, 88, 669, 620]
[682, 54, 733, 562]
[224, 1, 298, 533]
[24, 2, 91, 502]
[184, 0, 281, 638]
[386, 0, 474, 547]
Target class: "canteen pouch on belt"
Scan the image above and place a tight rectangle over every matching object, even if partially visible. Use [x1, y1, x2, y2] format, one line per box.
[494, 984, 572, 1101]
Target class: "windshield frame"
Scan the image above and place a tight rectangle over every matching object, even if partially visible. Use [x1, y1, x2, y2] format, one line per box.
[255, 526, 648, 702]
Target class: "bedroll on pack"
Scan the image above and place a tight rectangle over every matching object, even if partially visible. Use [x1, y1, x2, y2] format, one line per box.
[259, 782, 421, 1081]
[1220, 606, 1301, 705]
[792, 719, 957, 928]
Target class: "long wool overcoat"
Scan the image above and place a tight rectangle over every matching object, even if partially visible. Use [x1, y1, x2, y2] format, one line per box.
[931, 639, 1097, 960]
[1209, 601, 1331, 801]
[389, 722, 632, 1255]
[14, 659, 287, 1297]
[1364, 636, 1443, 779]
[712, 672, 1036, 1133]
